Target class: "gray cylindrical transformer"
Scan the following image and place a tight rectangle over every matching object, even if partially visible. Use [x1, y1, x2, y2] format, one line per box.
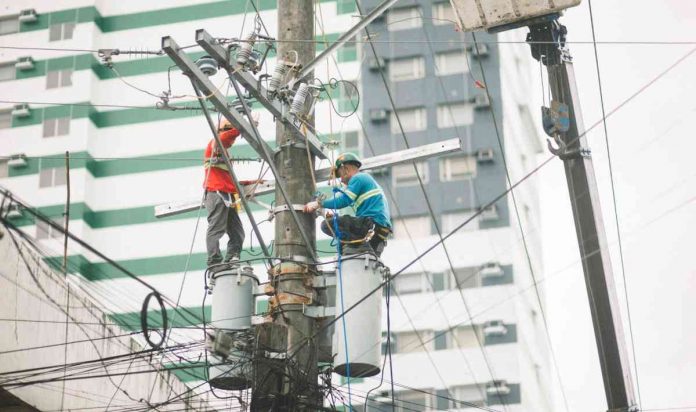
[333, 253, 384, 377]
[210, 265, 258, 331]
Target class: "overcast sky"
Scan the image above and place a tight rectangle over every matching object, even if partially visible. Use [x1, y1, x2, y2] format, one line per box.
[530, 1, 696, 411]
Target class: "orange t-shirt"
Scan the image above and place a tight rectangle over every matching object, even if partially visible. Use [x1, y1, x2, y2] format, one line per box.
[203, 128, 240, 193]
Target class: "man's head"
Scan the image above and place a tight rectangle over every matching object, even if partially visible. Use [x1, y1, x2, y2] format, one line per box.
[334, 152, 362, 184]
[218, 119, 234, 133]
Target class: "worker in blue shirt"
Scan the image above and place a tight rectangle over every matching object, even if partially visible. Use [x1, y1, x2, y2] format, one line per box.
[303, 153, 392, 256]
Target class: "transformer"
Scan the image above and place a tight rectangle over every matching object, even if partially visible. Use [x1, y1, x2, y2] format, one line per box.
[207, 264, 258, 390]
[333, 251, 384, 378]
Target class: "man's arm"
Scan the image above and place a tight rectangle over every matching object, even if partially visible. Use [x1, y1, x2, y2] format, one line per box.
[219, 128, 241, 148]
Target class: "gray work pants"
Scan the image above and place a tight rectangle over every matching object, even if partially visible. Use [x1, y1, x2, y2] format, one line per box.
[205, 191, 244, 266]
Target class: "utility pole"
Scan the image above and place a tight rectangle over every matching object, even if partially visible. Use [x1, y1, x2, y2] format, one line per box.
[527, 18, 638, 412]
[266, 0, 320, 409]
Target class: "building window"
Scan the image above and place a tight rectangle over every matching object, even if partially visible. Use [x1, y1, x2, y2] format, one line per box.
[0, 15, 19, 36]
[46, 69, 73, 89]
[0, 159, 8, 178]
[435, 50, 469, 76]
[392, 215, 431, 239]
[36, 218, 64, 240]
[0, 62, 15, 81]
[450, 267, 481, 289]
[0, 110, 11, 129]
[440, 155, 476, 181]
[450, 384, 486, 408]
[442, 210, 479, 233]
[392, 161, 428, 187]
[395, 390, 432, 411]
[437, 102, 474, 128]
[43, 117, 70, 138]
[49, 22, 75, 42]
[389, 56, 425, 82]
[340, 131, 360, 155]
[393, 272, 425, 295]
[453, 325, 482, 348]
[391, 107, 427, 134]
[395, 330, 432, 353]
[432, 2, 457, 25]
[39, 165, 67, 188]
[387, 7, 422, 31]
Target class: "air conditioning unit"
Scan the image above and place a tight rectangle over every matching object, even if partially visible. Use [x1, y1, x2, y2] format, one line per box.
[467, 43, 490, 58]
[7, 153, 28, 168]
[18, 9, 38, 23]
[368, 57, 386, 71]
[479, 204, 499, 221]
[15, 56, 35, 71]
[369, 108, 388, 122]
[11, 104, 30, 117]
[472, 94, 491, 110]
[480, 261, 503, 278]
[483, 320, 508, 337]
[486, 380, 511, 396]
[5, 205, 23, 219]
[476, 148, 494, 163]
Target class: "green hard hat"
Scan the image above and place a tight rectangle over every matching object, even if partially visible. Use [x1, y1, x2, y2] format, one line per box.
[335, 152, 362, 169]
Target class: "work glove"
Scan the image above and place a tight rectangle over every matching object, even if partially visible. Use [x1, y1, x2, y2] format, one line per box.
[303, 200, 320, 213]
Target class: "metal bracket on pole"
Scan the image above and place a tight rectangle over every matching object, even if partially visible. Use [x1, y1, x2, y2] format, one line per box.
[302, 305, 335, 318]
[195, 29, 331, 160]
[270, 204, 305, 215]
[161, 36, 274, 157]
[291, 0, 400, 85]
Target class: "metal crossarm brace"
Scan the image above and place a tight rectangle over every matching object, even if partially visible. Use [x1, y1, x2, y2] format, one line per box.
[293, 0, 400, 84]
[153, 137, 464, 218]
[190, 79, 271, 259]
[195, 29, 331, 160]
[161, 36, 274, 157]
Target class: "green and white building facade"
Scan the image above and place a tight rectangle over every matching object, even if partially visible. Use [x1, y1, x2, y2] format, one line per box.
[0, 1, 553, 410]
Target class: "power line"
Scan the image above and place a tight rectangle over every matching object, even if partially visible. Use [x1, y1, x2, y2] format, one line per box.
[587, 0, 642, 408]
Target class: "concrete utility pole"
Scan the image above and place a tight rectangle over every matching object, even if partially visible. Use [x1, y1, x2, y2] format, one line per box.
[264, 0, 320, 409]
[527, 19, 638, 412]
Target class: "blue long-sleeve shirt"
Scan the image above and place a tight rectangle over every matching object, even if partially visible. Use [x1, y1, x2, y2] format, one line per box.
[322, 172, 391, 228]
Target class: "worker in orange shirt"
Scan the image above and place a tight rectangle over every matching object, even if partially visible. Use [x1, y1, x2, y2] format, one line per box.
[203, 119, 246, 267]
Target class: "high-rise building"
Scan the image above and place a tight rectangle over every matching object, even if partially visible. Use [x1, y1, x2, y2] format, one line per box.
[348, 1, 553, 411]
[0, 1, 551, 410]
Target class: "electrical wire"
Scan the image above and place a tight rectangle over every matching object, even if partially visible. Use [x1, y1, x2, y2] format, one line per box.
[279, 43, 696, 372]
[356, 3, 508, 409]
[587, 0, 642, 407]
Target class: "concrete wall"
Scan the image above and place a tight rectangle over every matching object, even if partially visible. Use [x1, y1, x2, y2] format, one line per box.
[0, 225, 212, 411]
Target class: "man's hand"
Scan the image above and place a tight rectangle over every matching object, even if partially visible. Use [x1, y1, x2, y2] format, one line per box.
[324, 209, 335, 219]
[303, 201, 320, 213]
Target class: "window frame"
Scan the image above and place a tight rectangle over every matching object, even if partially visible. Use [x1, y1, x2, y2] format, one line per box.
[0, 14, 20, 36]
[439, 155, 477, 182]
[432, 2, 457, 26]
[49, 22, 76, 42]
[442, 209, 479, 233]
[388, 56, 426, 82]
[0, 109, 12, 129]
[0, 61, 16, 82]
[387, 6, 422, 31]
[392, 161, 428, 187]
[43, 117, 71, 138]
[390, 107, 427, 134]
[435, 50, 469, 76]
[437, 102, 474, 129]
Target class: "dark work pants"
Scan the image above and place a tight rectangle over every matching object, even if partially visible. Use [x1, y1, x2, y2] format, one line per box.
[205, 191, 245, 266]
[320, 215, 388, 257]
